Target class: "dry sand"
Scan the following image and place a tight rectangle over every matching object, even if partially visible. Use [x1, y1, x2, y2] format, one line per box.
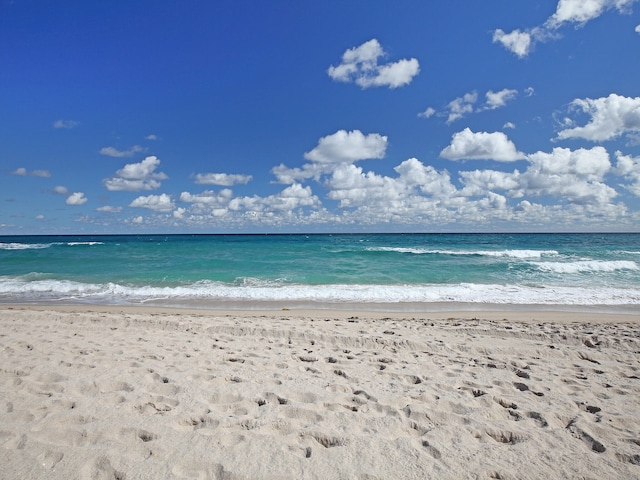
[0, 305, 639, 479]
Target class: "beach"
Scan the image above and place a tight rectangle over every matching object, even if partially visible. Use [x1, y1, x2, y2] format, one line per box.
[1, 305, 639, 479]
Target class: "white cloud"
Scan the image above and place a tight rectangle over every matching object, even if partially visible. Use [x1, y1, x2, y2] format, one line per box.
[35, 214, 45, 221]
[158, 145, 630, 229]
[177, 184, 321, 222]
[394, 158, 458, 197]
[304, 129, 388, 164]
[503, 122, 516, 129]
[145, 134, 159, 141]
[492, 29, 532, 58]
[99, 145, 147, 158]
[194, 173, 253, 186]
[53, 185, 69, 195]
[418, 107, 436, 119]
[615, 151, 640, 195]
[104, 156, 168, 191]
[525, 87, 535, 97]
[96, 205, 123, 213]
[53, 119, 79, 129]
[180, 189, 234, 205]
[460, 146, 615, 206]
[427, 89, 519, 123]
[636, 24, 640, 32]
[362, 58, 420, 89]
[547, 0, 637, 28]
[179, 189, 233, 214]
[11, 167, 51, 178]
[271, 162, 326, 184]
[556, 94, 640, 141]
[440, 128, 526, 162]
[484, 88, 518, 110]
[273, 129, 388, 184]
[445, 91, 478, 124]
[66, 192, 88, 206]
[129, 193, 175, 212]
[328, 39, 420, 89]
[326, 164, 397, 207]
[494, 0, 637, 57]
[262, 184, 320, 211]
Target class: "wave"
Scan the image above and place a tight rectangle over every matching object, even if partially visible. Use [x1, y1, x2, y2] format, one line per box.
[367, 247, 559, 259]
[1, 277, 638, 306]
[532, 260, 639, 274]
[0, 241, 103, 250]
[65, 242, 104, 246]
[0, 242, 52, 250]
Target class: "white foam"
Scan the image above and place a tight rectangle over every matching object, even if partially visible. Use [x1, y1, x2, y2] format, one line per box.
[65, 242, 104, 246]
[0, 242, 51, 250]
[1, 277, 639, 306]
[367, 247, 558, 259]
[532, 260, 639, 274]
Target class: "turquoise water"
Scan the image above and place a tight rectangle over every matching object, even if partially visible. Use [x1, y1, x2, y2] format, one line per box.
[1, 233, 639, 309]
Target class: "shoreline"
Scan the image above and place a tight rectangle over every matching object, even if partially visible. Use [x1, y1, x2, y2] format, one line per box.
[1, 301, 639, 322]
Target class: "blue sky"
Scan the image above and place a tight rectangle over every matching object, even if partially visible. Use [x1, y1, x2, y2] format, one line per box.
[2, 0, 640, 234]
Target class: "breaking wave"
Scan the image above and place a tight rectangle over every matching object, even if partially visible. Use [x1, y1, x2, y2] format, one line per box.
[1, 276, 638, 306]
[367, 247, 559, 259]
[532, 260, 639, 274]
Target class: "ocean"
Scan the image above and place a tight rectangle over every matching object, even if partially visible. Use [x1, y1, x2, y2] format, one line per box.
[1, 233, 639, 311]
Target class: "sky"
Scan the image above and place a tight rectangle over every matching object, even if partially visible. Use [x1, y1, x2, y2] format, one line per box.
[1, 0, 640, 234]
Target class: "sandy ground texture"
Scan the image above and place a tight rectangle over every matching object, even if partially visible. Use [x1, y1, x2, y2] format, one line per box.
[0, 306, 639, 479]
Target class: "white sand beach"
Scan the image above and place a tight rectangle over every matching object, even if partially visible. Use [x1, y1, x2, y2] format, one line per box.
[1, 305, 639, 479]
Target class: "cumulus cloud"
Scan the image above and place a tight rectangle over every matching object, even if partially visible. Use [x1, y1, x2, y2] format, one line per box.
[194, 173, 253, 186]
[492, 29, 533, 58]
[494, 0, 637, 57]
[615, 151, 640, 195]
[460, 146, 615, 205]
[161, 143, 629, 229]
[327, 39, 420, 89]
[304, 129, 388, 164]
[53, 119, 79, 129]
[261, 184, 320, 211]
[96, 205, 123, 213]
[66, 192, 88, 205]
[99, 145, 147, 158]
[53, 186, 69, 195]
[179, 189, 234, 214]
[484, 89, 519, 110]
[273, 130, 388, 184]
[103, 156, 168, 191]
[145, 134, 159, 141]
[271, 162, 325, 184]
[636, 24, 640, 32]
[418, 107, 436, 119]
[129, 193, 175, 212]
[445, 91, 478, 124]
[556, 93, 640, 141]
[440, 128, 526, 162]
[424, 89, 519, 123]
[11, 168, 51, 178]
[520, 147, 614, 204]
[178, 183, 321, 222]
[325, 164, 396, 207]
[547, 0, 637, 28]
